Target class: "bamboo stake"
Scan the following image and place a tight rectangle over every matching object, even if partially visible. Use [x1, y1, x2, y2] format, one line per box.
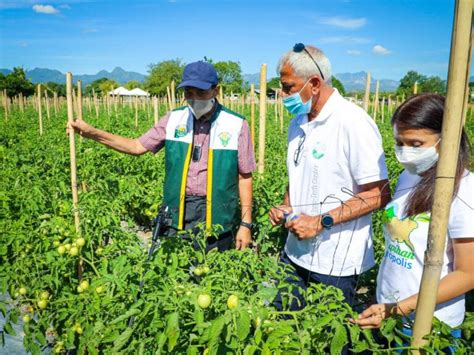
[153, 96, 159, 125]
[134, 95, 138, 128]
[258, 64, 267, 174]
[3, 90, 8, 121]
[363, 72, 371, 112]
[219, 86, 224, 103]
[250, 84, 255, 146]
[44, 90, 50, 120]
[166, 86, 172, 111]
[66, 72, 81, 236]
[413, 81, 418, 94]
[380, 96, 385, 122]
[373, 80, 380, 119]
[274, 90, 278, 123]
[279, 92, 284, 132]
[53, 92, 58, 117]
[171, 80, 176, 110]
[411, 0, 472, 351]
[37, 84, 43, 135]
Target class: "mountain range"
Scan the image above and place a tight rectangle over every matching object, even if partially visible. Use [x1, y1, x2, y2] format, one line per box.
[0, 67, 146, 86]
[2, 67, 472, 93]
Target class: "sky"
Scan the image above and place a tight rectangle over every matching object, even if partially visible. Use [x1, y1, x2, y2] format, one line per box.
[0, 0, 465, 80]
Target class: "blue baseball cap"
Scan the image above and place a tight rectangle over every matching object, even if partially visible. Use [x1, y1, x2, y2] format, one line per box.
[177, 61, 218, 90]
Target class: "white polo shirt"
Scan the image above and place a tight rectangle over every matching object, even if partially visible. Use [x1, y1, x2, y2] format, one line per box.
[377, 170, 473, 327]
[285, 89, 388, 276]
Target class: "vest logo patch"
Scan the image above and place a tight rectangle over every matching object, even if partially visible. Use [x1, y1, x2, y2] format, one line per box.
[218, 132, 232, 147]
[174, 124, 188, 138]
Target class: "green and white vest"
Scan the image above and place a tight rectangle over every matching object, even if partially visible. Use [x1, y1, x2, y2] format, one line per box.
[163, 103, 244, 233]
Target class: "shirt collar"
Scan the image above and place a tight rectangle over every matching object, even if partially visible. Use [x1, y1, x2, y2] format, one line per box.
[296, 88, 341, 129]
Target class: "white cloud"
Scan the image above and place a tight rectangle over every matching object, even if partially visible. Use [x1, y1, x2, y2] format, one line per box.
[372, 45, 391, 55]
[347, 49, 361, 56]
[319, 16, 367, 29]
[317, 36, 371, 44]
[32, 4, 59, 14]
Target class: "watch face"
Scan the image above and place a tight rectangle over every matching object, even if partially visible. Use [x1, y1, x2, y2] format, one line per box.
[322, 214, 334, 228]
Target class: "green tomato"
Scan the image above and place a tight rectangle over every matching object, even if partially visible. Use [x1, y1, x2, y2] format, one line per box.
[77, 286, 84, 293]
[19, 287, 27, 296]
[53, 241, 60, 247]
[64, 243, 71, 251]
[37, 299, 48, 310]
[79, 280, 89, 290]
[202, 266, 210, 274]
[76, 238, 85, 247]
[96, 247, 104, 256]
[57, 245, 66, 255]
[69, 246, 79, 256]
[197, 294, 211, 309]
[74, 324, 83, 334]
[193, 267, 203, 276]
[227, 295, 239, 309]
[95, 286, 104, 294]
[39, 291, 49, 300]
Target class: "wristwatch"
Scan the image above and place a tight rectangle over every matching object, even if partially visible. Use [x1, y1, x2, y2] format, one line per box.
[240, 221, 253, 230]
[320, 213, 334, 230]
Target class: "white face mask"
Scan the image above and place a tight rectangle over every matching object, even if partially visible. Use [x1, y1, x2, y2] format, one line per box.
[394, 139, 440, 175]
[187, 98, 215, 119]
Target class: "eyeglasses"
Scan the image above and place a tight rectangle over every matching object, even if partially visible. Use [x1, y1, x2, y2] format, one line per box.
[293, 43, 325, 81]
[294, 132, 306, 166]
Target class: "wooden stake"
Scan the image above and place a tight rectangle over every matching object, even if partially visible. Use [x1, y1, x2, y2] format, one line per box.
[250, 84, 255, 146]
[363, 72, 371, 112]
[413, 81, 418, 94]
[373, 80, 380, 119]
[134, 95, 138, 128]
[171, 80, 176, 110]
[53, 92, 58, 117]
[37, 84, 43, 135]
[411, 0, 472, 351]
[66, 72, 81, 236]
[258, 64, 267, 174]
[3, 90, 8, 121]
[380, 96, 385, 122]
[219, 86, 224, 103]
[153, 96, 159, 125]
[44, 89, 50, 120]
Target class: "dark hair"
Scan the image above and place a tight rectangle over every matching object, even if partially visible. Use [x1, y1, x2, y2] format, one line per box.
[391, 93, 471, 216]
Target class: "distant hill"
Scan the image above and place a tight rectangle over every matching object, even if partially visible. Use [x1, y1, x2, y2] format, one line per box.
[244, 71, 399, 92]
[0, 67, 146, 85]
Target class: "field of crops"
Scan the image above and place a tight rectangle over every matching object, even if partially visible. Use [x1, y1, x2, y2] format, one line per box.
[1, 99, 473, 354]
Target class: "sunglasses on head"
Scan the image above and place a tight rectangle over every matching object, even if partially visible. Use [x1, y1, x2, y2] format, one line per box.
[293, 43, 325, 81]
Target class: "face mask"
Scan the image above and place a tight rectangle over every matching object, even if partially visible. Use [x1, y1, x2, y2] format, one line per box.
[394, 140, 440, 175]
[188, 98, 215, 119]
[282, 79, 313, 115]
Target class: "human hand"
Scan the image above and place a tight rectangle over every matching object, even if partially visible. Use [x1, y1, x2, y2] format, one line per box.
[235, 226, 252, 250]
[285, 213, 322, 240]
[269, 205, 292, 226]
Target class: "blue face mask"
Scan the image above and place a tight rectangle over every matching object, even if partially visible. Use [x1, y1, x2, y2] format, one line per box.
[282, 79, 313, 115]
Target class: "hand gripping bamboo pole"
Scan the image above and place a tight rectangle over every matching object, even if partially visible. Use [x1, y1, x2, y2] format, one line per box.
[411, 0, 472, 351]
[257, 64, 267, 174]
[363, 72, 371, 112]
[66, 73, 81, 236]
[37, 84, 43, 135]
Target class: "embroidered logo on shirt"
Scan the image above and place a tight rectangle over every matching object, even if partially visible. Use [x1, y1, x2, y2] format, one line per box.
[312, 142, 326, 159]
[174, 125, 188, 138]
[218, 132, 232, 147]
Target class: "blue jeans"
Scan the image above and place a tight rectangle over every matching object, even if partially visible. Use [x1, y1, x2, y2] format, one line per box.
[274, 251, 358, 311]
[397, 327, 462, 354]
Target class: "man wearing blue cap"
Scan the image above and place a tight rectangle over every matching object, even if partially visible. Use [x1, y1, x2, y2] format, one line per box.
[70, 61, 256, 251]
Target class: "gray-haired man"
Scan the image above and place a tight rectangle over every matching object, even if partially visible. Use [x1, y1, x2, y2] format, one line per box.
[269, 43, 390, 308]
